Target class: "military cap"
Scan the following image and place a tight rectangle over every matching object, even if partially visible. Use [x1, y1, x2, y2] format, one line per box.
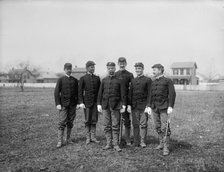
[152, 63, 164, 69]
[134, 62, 144, 68]
[64, 63, 72, 69]
[118, 57, 127, 63]
[106, 62, 116, 66]
[86, 61, 96, 68]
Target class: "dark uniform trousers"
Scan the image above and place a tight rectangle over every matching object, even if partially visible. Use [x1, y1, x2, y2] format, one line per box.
[115, 70, 134, 143]
[149, 76, 176, 144]
[129, 75, 151, 145]
[78, 73, 101, 140]
[58, 106, 76, 130]
[97, 75, 126, 146]
[54, 76, 78, 131]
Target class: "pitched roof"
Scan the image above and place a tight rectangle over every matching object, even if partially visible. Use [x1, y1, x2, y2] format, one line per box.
[72, 67, 86, 73]
[171, 62, 197, 69]
[37, 72, 58, 79]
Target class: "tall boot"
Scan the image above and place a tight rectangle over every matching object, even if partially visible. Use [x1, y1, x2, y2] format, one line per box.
[155, 134, 164, 150]
[91, 125, 100, 143]
[133, 127, 140, 147]
[57, 130, 64, 148]
[85, 126, 91, 144]
[103, 132, 112, 150]
[66, 127, 73, 144]
[140, 128, 147, 148]
[125, 127, 131, 146]
[113, 132, 121, 152]
[163, 136, 170, 156]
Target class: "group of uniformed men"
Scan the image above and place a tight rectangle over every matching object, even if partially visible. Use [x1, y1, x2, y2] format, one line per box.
[54, 57, 176, 156]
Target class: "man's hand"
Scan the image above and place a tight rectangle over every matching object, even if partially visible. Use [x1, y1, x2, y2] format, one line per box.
[79, 103, 86, 109]
[146, 107, 152, 115]
[167, 107, 173, 114]
[97, 105, 102, 113]
[127, 105, 132, 113]
[120, 105, 126, 113]
[56, 105, 62, 110]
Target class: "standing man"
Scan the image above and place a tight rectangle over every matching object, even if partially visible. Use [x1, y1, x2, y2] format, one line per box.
[54, 63, 79, 148]
[127, 62, 151, 148]
[147, 64, 176, 156]
[97, 62, 126, 152]
[115, 57, 134, 146]
[79, 61, 101, 144]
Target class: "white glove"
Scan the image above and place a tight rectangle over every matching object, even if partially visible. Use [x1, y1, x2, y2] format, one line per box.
[79, 103, 86, 109]
[127, 105, 132, 113]
[120, 105, 126, 113]
[147, 107, 152, 115]
[167, 107, 173, 114]
[56, 105, 62, 110]
[97, 105, 102, 113]
[76, 104, 80, 109]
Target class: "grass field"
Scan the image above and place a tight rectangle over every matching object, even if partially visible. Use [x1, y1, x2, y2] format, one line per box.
[0, 87, 224, 172]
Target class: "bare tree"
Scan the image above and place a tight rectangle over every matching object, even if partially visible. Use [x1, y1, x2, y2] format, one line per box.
[7, 61, 41, 91]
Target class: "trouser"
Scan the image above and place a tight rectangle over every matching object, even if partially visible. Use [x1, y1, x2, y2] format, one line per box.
[84, 104, 99, 139]
[103, 108, 120, 146]
[121, 111, 131, 143]
[58, 105, 77, 131]
[152, 108, 171, 146]
[132, 109, 148, 145]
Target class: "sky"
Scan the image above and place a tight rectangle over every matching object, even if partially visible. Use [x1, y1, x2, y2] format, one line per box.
[0, 0, 224, 77]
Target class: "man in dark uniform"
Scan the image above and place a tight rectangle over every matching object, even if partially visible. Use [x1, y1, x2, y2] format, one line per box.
[115, 57, 134, 146]
[54, 63, 79, 148]
[127, 62, 152, 148]
[79, 61, 101, 144]
[97, 62, 126, 152]
[147, 64, 176, 155]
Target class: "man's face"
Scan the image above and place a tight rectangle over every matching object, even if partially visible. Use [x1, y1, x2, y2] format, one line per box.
[107, 66, 116, 76]
[64, 68, 72, 76]
[87, 65, 95, 74]
[135, 67, 144, 76]
[118, 62, 127, 70]
[152, 68, 162, 77]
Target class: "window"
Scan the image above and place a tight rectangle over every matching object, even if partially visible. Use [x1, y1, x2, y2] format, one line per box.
[180, 69, 184, 75]
[173, 69, 179, 75]
[186, 69, 190, 75]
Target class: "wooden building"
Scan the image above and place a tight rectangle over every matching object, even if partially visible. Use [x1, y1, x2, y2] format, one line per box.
[170, 62, 199, 85]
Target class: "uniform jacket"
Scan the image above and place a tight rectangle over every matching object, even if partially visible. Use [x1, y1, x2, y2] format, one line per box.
[54, 75, 78, 107]
[97, 75, 127, 110]
[128, 75, 152, 110]
[78, 73, 101, 108]
[115, 70, 134, 96]
[149, 76, 176, 110]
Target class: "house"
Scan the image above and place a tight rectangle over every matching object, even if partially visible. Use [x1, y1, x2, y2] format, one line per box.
[170, 62, 199, 85]
[8, 68, 37, 83]
[36, 72, 58, 83]
[72, 67, 86, 80]
[0, 73, 9, 83]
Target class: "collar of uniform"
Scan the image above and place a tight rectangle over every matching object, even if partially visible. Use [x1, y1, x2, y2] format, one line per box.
[120, 69, 126, 73]
[87, 72, 93, 76]
[137, 74, 144, 78]
[108, 75, 115, 78]
[155, 74, 164, 80]
[65, 74, 71, 78]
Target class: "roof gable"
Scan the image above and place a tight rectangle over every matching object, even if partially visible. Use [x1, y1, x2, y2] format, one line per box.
[171, 62, 197, 69]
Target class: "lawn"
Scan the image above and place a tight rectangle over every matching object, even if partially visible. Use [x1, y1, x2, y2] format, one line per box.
[0, 87, 224, 172]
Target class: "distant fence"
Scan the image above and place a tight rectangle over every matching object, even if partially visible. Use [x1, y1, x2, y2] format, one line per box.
[0, 83, 56, 88]
[174, 83, 224, 91]
[1, 82, 224, 91]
